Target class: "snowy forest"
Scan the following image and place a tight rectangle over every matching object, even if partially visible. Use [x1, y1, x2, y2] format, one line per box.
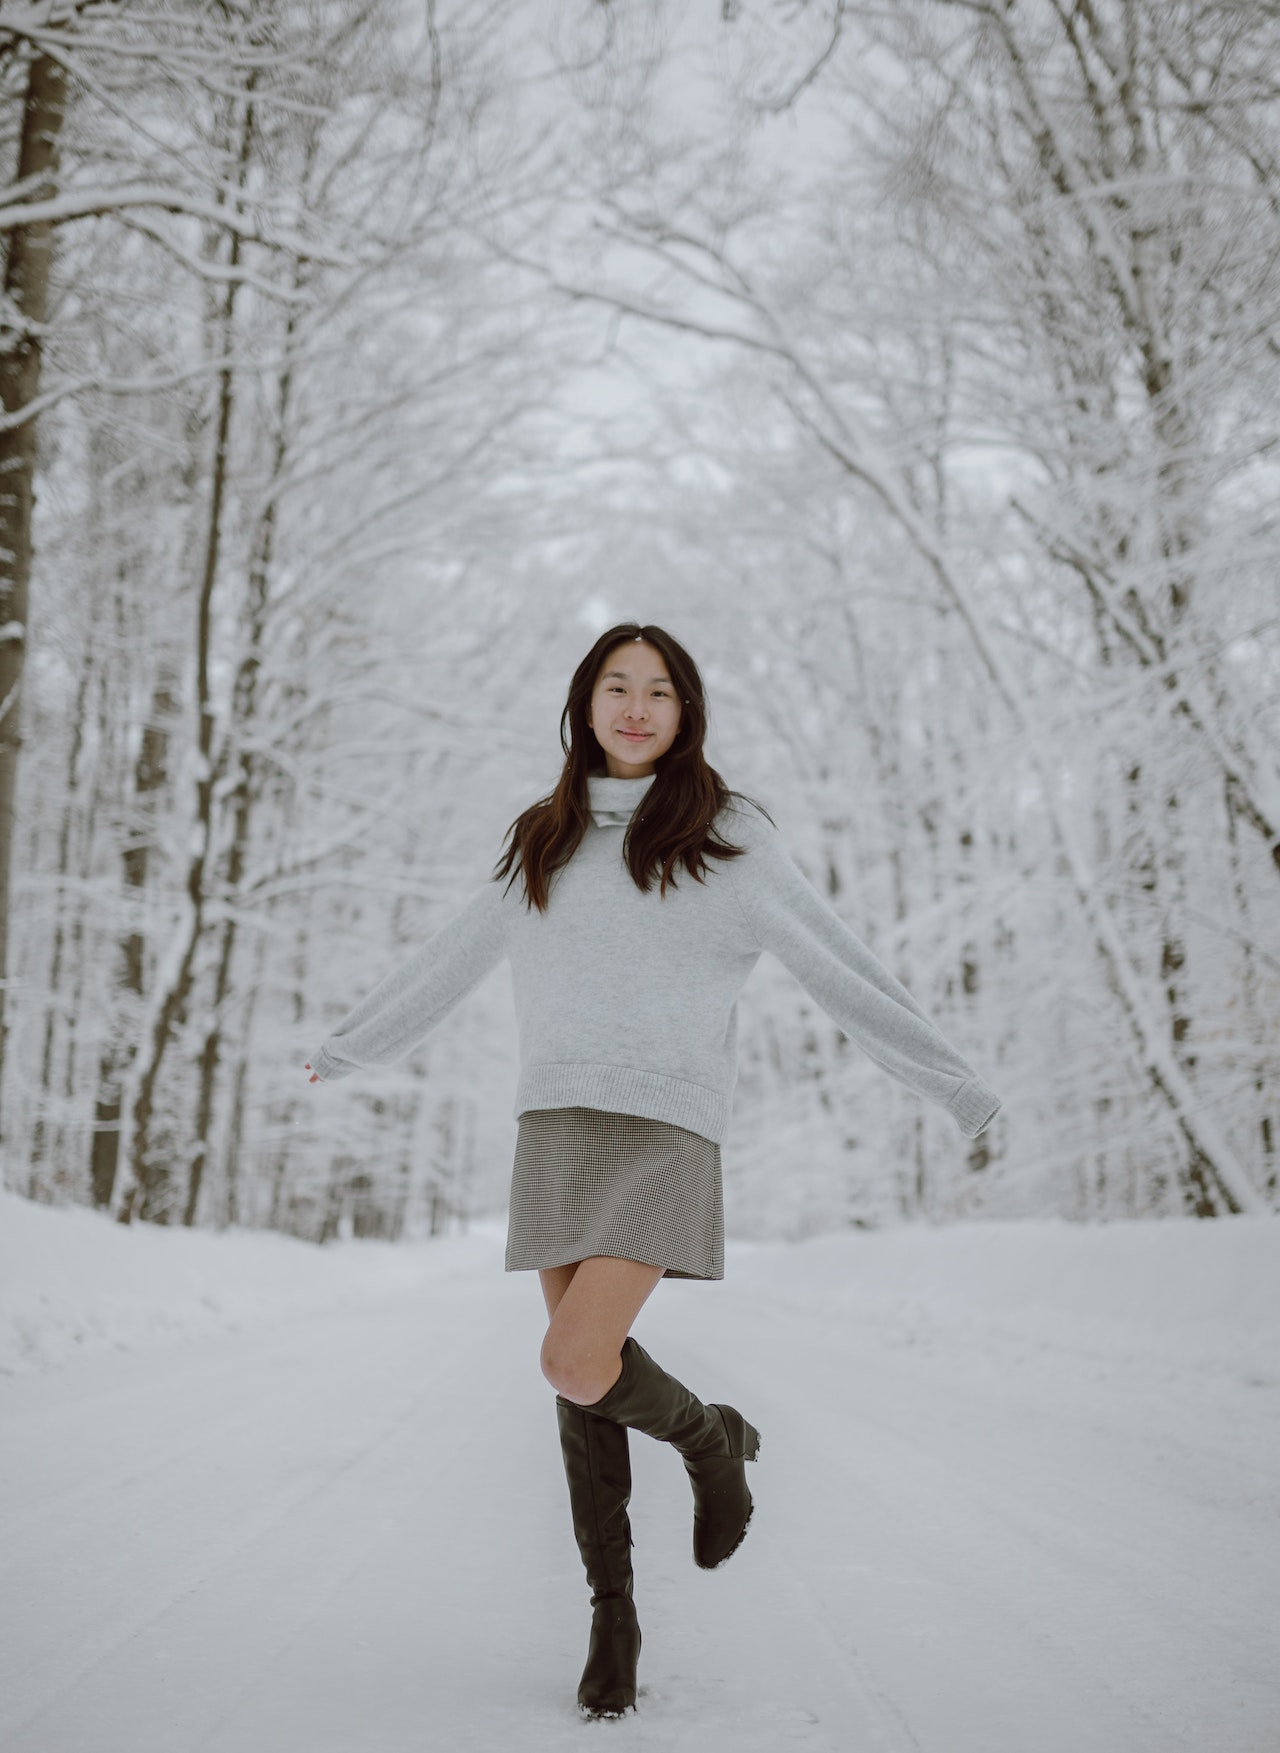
[3, 0, 1278, 1242]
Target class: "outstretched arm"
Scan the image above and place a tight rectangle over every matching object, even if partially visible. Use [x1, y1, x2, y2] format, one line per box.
[307, 879, 507, 1083]
[726, 809, 1001, 1137]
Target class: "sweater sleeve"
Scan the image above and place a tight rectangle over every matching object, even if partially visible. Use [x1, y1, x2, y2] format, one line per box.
[725, 807, 1001, 1138]
[308, 879, 508, 1083]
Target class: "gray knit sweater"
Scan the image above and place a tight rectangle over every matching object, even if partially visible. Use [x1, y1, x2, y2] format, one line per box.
[308, 773, 1002, 1143]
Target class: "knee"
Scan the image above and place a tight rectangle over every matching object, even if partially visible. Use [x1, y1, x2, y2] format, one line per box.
[540, 1331, 617, 1406]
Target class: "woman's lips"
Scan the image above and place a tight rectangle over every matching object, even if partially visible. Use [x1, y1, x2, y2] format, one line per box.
[618, 730, 651, 740]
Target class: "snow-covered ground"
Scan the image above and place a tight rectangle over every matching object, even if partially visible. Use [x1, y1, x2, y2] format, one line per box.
[1, 1191, 1277, 1751]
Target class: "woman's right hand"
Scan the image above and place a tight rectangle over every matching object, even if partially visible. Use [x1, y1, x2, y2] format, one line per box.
[305, 1062, 321, 1084]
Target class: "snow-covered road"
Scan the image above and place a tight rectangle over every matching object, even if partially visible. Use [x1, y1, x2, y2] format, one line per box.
[1, 1206, 1277, 1751]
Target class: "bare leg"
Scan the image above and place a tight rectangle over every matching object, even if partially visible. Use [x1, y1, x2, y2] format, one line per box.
[539, 1256, 664, 1404]
[538, 1261, 580, 1320]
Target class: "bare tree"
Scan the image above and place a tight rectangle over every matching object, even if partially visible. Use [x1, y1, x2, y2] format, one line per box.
[0, 40, 66, 1144]
[527, 0, 1278, 1216]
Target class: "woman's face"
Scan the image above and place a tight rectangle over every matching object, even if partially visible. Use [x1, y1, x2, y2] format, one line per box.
[587, 639, 683, 778]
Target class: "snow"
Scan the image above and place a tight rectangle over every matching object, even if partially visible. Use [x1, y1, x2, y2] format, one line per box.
[0, 1189, 472, 1376]
[1, 1194, 1277, 1750]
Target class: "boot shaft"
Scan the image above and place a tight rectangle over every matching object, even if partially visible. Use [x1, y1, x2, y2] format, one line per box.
[584, 1336, 746, 1457]
[555, 1396, 635, 1603]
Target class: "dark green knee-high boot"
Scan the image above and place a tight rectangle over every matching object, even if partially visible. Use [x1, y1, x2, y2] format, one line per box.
[555, 1396, 641, 1720]
[585, 1335, 761, 1571]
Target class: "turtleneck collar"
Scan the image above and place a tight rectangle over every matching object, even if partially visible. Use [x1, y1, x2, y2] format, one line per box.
[586, 772, 656, 829]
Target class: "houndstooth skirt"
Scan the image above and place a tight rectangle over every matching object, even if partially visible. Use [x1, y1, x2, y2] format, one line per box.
[505, 1106, 724, 1281]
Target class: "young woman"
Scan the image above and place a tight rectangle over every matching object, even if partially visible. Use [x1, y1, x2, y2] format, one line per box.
[306, 621, 1001, 1722]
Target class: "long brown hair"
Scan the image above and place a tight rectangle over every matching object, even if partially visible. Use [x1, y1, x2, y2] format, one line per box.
[493, 622, 772, 911]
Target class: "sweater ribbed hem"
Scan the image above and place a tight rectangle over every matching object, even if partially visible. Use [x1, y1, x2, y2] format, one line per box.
[308, 1045, 352, 1083]
[514, 1062, 729, 1145]
[947, 1076, 1002, 1137]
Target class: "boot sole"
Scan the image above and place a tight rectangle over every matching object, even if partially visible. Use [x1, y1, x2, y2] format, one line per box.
[702, 1497, 755, 1569]
[691, 1414, 761, 1569]
[577, 1597, 640, 1718]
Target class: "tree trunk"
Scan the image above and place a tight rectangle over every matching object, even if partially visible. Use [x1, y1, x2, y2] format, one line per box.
[0, 50, 67, 1144]
[90, 677, 175, 1207]
[185, 321, 295, 1226]
[115, 88, 256, 1223]
[29, 637, 94, 1188]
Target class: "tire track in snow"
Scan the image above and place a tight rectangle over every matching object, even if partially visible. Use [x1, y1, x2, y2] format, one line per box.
[0, 1275, 517, 1752]
[0, 1349, 307, 1562]
[644, 1274, 1276, 1753]
[631, 1310, 925, 1753]
[732, 1280, 1279, 1715]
